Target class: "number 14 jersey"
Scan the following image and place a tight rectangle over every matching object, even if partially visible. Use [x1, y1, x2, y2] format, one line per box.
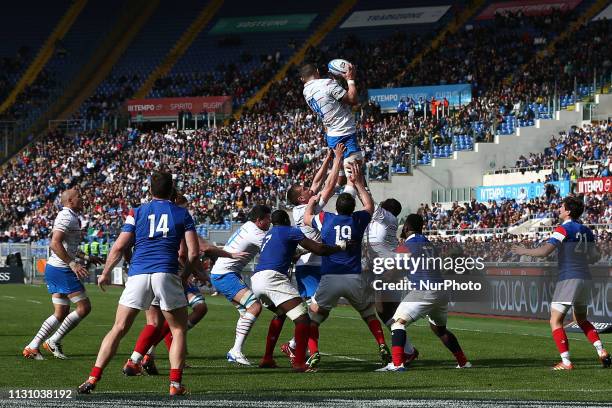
[122, 199, 195, 276]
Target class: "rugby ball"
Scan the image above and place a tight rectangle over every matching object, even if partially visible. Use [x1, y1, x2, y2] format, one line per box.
[328, 59, 351, 76]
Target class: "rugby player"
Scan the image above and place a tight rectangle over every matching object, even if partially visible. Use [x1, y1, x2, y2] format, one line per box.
[77, 172, 200, 396]
[377, 213, 470, 372]
[512, 196, 610, 370]
[209, 205, 272, 366]
[304, 163, 391, 370]
[364, 198, 419, 366]
[279, 143, 345, 360]
[301, 62, 361, 190]
[253, 209, 346, 370]
[23, 189, 102, 360]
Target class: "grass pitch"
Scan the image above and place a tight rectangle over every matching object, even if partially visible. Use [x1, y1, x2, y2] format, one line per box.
[0, 284, 610, 405]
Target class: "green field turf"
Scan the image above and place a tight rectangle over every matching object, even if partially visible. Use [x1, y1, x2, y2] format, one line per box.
[0, 284, 610, 405]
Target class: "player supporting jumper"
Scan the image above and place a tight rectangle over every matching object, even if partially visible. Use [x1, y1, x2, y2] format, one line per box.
[304, 163, 391, 371]
[512, 196, 610, 370]
[78, 172, 200, 396]
[23, 189, 102, 360]
[278, 143, 345, 360]
[253, 210, 347, 370]
[210, 205, 272, 366]
[377, 213, 471, 372]
[301, 62, 361, 190]
[364, 198, 419, 366]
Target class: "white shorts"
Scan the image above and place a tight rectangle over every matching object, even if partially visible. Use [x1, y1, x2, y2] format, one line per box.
[393, 290, 449, 327]
[313, 273, 373, 313]
[119, 273, 187, 311]
[551, 279, 591, 314]
[251, 270, 301, 308]
[342, 151, 364, 175]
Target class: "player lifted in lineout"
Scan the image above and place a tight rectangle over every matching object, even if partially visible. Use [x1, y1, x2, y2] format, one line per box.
[209, 205, 272, 366]
[301, 60, 361, 192]
[252, 209, 348, 370]
[23, 189, 103, 361]
[304, 163, 391, 371]
[512, 196, 610, 370]
[377, 213, 471, 372]
[78, 172, 200, 396]
[276, 143, 345, 361]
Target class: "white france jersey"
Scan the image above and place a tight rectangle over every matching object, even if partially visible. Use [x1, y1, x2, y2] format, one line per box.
[364, 205, 399, 262]
[303, 78, 355, 137]
[48, 208, 82, 268]
[293, 201, 324, 267]
[210, 221, 267, 276]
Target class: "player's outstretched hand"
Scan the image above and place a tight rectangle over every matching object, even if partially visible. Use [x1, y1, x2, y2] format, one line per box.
[343, 63, 356, 81]
[88, 255, 104, 266]
[231, 251, 250, 262]
[69, 261, 88, 279]
[308, 193, 321, 206]
[333, 143, 346, 161]
[97, 273, 110, 292]
[349, 162, 364, 186]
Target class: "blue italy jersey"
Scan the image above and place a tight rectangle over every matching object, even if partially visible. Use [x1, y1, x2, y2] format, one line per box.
[254, 226, 305, 276]
[546, 220, 594, 281]
[122, 199, 195, 276]
[312, 210, 371, 275]
[403, 233, 442, 285]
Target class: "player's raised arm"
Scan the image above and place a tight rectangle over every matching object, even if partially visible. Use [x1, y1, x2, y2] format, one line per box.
[320, 143, 346, 204]
[341, 64, 358, 106]
[303, 194, 321, 228]
[98, 231, 133, 291]
[299, 237, 345, 256]
[310, 149, 334, 193]
[511, 242, 556, 258]
[350, 162, 374, 215]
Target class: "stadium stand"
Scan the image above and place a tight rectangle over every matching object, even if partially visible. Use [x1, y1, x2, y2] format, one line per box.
[0, 0, 610, 245]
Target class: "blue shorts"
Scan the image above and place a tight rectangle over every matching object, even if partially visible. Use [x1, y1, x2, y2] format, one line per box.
[326, 133, 360, 158]
[45, 264, 85, 295]
[295, 265, 321, 299]
[184, 282, 201, 296]
[211, 272, 247, 302]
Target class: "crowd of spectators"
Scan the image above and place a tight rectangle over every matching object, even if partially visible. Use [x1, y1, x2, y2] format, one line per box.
[1, 10, 611, 242]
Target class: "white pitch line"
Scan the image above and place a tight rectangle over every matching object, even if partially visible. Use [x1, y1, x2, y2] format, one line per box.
[3, 295, 16, 299]
[26, 299, 42, 304]
[319, 352, 368, 362]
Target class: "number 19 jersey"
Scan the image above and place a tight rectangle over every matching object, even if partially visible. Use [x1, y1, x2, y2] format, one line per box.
[122, 199, 195, 276]
[312, 211, 371, 275]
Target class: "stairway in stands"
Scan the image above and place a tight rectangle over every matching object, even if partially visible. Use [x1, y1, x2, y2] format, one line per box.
[234, 0, 357, 118]
[0, 0, 87, 115]
[395, 0, 486, 83]
[133, 0, 225, 99]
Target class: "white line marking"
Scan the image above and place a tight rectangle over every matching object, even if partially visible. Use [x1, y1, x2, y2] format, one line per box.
[26, 299, 42, 304]
[319, 352, 368, 362]
[3, 295, 16, 299]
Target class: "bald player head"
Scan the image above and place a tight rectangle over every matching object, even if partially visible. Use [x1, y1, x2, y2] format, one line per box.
[61, 189, 83, 212]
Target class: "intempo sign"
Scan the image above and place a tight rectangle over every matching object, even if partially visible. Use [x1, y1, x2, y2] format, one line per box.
[577, 177, 612, 194]
[126, 96, 232, 118]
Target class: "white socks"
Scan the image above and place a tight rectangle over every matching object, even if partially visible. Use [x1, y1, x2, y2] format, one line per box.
[28, 315, 61, 349]
[49, 311, 82, 344]
[561, 351, 571, 365]
[233, 312, 257, 352]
